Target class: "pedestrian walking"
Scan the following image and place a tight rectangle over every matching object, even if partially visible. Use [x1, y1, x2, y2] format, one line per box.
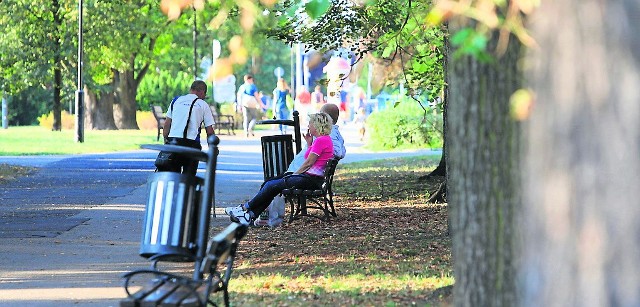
[272, 78, 291, 134]
[239, 74, 264, 137]
[160, 80, 215, 176]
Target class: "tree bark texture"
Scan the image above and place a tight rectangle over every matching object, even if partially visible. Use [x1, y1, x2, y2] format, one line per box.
[51, 0, 62, 131]
[52, 64, 62, 131]
[84, 86, 117, 130]
[446, 21, 523, 306]
[522, 1, 640, 306]
[113, 69, 140, 130]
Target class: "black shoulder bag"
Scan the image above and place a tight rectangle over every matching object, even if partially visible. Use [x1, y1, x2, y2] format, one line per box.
[154, 98, 199, 170]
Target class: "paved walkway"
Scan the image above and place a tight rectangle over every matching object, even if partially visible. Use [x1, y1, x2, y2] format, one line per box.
[0, 124, 440, 306]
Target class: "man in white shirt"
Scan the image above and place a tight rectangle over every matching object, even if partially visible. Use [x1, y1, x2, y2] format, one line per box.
[162, 80, 215, 175]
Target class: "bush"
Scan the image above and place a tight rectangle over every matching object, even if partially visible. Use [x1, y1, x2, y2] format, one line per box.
[137, 111, 158, 130]
[137, 70, 193, 111]
[37, 111, 76, 130]
[366, 100, 443, 150]
[38, 110, 159, 131]
[219, 103, 241, 126]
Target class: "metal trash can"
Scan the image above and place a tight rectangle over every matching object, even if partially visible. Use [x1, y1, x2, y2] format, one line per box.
[260, 135, 295, 180]
[139, 172, 203, 262]
[258, 135, 294, 222]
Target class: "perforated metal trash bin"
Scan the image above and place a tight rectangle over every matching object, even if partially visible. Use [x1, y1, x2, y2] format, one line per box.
[139, 172, 203, 262]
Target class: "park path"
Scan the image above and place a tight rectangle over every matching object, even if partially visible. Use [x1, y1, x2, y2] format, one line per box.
[0, 124, 438, 306]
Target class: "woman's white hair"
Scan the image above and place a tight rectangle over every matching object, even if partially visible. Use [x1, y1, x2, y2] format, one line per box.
[308, 113, 332, 136]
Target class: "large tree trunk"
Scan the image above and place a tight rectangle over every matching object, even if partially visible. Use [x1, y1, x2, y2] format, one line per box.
[84, 86, 117, 130]
[447, 20, 523, 306]
[113, 69, 139, 130]
[521, 1, 640, 305]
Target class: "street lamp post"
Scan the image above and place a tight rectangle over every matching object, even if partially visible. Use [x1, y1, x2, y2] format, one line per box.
[193, 7, 197, 80]
[75, 0, 84, 143]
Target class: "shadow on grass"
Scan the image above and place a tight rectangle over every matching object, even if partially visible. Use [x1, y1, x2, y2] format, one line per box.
[223, 156, 453, 306]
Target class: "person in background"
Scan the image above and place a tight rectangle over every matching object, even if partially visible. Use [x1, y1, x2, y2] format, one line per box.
[272, 78, 291, 134]
[224, 113, 334, 225]
[286, 103, 346, 173]
[162, 80, 215, 176]
[353, 106, 367, 141]
[239, 75, 263, 137]
[339, 88, 350, 124]
[311, 85, 325, 110]
[259, 91, 270, 114]
[295, 85, 312, 126]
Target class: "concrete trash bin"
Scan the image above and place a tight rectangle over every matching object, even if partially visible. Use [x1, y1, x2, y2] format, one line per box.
[139, 172, 203, 262]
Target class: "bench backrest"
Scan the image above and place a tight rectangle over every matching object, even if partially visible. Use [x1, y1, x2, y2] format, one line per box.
[200, 223, 248, 276]
[152, 106, 166, 122]
[209, 105, 219, 117]
[321, 158, 339, 193]
[261, 135, 295, 180]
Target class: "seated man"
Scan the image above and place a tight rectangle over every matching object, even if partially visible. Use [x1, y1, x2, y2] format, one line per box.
[287, 103, 346, 172]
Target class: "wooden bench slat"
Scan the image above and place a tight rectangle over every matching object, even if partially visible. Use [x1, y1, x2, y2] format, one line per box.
[157, 283, 207, 306]
[140, 281, 182, 307]
[120, 278, 168, 307]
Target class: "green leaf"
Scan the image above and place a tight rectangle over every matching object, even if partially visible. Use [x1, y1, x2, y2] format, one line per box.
[451, 28, 473, 46]
[305, 0, 331, 19]
[471, 34, 488, 51]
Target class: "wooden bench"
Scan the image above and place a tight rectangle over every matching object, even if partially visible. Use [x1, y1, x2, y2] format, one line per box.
[120, 223, 248, 307]
[281, 158, 339, 222]
[152, 105, 167, 141]
[210, 105, 235, 135]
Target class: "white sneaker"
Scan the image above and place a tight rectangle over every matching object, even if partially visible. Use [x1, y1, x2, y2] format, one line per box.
[224, 205, 245, 217]
[230, 210, 252, 225]
[225, 205, 252, 225]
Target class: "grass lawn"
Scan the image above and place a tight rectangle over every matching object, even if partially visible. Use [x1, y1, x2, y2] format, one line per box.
[0, 126, 163, 155]
[213, 155, 453, 306]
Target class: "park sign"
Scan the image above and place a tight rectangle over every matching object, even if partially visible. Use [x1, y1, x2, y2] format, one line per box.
[274, 67, 284, 78]
[213, 75, 237, 103]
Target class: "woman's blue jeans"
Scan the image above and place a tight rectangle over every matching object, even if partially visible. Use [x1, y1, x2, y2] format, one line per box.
[276, 107, 290, 133]
[246, 174, 321, 217]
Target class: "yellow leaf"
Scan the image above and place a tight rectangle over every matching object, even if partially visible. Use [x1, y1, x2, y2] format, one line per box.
[193, 0, 205, 10]
[240, 8, 256, 31]
[230, 47, 249, 64]
[208, 58, 234, 81]
[509, 88, 534, 121]
[228, 35, 243, 52]
[426, 8, 446, 25]
[260, 0, 277, 7]
[160, 0, 184, 20]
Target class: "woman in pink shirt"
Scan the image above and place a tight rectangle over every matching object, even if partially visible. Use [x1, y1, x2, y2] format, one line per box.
[225, 113, 334, 225]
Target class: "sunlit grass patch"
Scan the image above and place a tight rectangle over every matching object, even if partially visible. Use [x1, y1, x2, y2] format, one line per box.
[0, 126, 160, 155]
[222, 273, 454, 306]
